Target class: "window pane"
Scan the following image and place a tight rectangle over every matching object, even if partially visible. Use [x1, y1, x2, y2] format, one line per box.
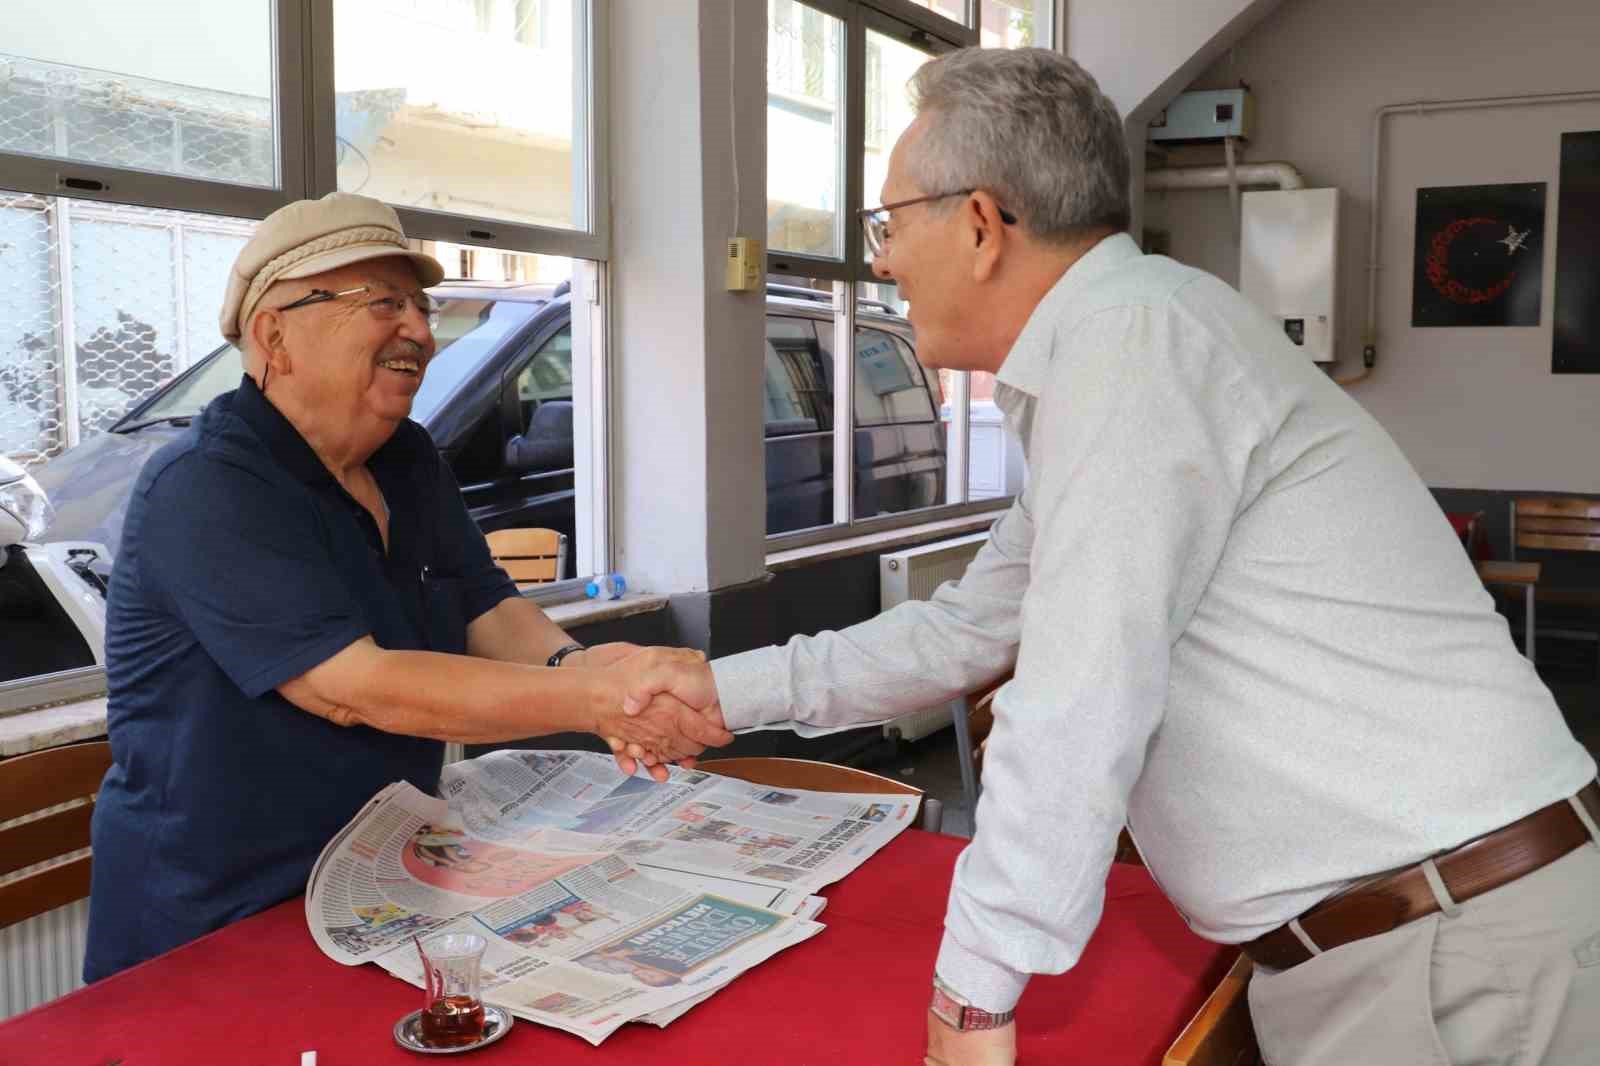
[0, 192, 256, 465]
[767, 1, 845, 258]
[335, 0, 587, 230]
[905, 0, 970, 27]
[855, 328, 934, 427]
[980, 0, 1051, 48]
[0, 5, 277, 186]
[965, 370, 1025, 499]
[765, 315, 835, 536]
[864, 29, 937, 259]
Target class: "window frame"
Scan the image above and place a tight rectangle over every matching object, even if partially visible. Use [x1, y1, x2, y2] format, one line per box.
[765, 0, 1054, 549]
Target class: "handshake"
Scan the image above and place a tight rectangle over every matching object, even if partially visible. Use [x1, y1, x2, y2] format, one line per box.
[576, 643, 732, 782]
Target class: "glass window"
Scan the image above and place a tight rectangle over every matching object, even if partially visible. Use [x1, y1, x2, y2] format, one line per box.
[854, 327, 935, 427]
[764, 317, 832, 437]
[767, 1, 846, 258]
[980, 0, 1051, 48]
[0, 4, 277, 187]
[0, 193, 257, 463]
[334, 0, 587, 230]
[905, 0, 970, 26]
[963, 369, 1025, 499]
[863, 29, 938, 259]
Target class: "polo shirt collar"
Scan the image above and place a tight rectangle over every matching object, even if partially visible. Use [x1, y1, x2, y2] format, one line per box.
[994, 231, 1143, 398]
[228, 373, 419, 485]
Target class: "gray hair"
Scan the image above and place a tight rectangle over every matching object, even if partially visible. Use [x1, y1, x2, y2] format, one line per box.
[906, 48, 1130, 242]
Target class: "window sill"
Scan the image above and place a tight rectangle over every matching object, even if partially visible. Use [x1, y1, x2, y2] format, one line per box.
[543, 592, 671, 627]
[764, 509, 1002, 573]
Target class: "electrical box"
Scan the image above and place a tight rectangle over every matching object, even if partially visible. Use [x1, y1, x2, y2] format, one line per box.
[1239, 188, 1339, 364]
[725, 236, 762, 292]
[1148, 89, 1253, 144]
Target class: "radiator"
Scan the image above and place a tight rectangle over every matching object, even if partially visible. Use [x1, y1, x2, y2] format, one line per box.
[878, 532, 989, 742]
[1, 900, 89, 1019]
[1, 797, 92, 1020]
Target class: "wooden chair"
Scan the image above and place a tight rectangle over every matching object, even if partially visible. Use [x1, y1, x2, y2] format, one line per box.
[1509, 496, 1600, 670]
[485, 527, 568, 589]
[0, 741, 113, 930]
[1163, 954, 1260, 1066]
[697, 756, 942, 833]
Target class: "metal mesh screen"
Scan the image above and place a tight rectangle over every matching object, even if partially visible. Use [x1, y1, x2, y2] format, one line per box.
[0, 193, 253, 465]
[0, 53, 274, 186]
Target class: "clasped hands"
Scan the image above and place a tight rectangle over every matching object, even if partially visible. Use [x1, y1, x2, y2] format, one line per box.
[577, 643, 729, 782]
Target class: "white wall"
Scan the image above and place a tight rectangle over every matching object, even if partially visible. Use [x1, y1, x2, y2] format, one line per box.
[1149, 0, 1600, 492]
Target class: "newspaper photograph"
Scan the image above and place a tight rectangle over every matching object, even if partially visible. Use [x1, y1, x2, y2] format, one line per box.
[304, 751, 915, 1043]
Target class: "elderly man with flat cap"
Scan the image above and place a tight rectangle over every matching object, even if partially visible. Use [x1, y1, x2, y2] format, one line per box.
[84, 192, 726, 981]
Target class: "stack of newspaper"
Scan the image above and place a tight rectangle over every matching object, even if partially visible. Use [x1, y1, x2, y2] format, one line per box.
[305, 750, 918, 1044]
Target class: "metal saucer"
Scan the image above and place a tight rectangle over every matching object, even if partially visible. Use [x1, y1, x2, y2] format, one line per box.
[393, 1003, 513, 1055]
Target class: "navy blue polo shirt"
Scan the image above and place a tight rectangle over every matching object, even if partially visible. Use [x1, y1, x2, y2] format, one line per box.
[85, 375, 517, 982]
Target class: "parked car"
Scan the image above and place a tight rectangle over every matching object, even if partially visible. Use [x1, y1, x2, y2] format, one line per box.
[32, 282, 947, 577]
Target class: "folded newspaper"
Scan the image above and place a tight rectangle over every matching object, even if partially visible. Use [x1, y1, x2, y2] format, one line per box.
[305, 750, 918, 1044]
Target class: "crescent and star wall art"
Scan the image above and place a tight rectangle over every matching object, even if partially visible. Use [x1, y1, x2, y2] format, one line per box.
[1412, 182, 1546, 329]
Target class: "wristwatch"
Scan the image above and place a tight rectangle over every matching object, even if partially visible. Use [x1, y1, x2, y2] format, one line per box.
[929, 977, 1015, 1031]
[546, 642, 585, 668]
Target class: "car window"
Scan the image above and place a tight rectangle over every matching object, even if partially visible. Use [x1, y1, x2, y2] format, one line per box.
[853, 327, 935, 427]
[119, 295, 542, 428]
[515, 326, 573, 405]
[130, 345, 246, 424]
[491, 325, 577, 481]
[764, 316, 832, 438]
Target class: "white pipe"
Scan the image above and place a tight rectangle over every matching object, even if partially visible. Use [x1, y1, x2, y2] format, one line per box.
[1364, 90, 1600, 372]
[1145, 161, 1306, 191]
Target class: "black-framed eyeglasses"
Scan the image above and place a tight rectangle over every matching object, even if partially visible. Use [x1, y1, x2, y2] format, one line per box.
[276, 285, 441, 330]
[858, 189, 1019, 257]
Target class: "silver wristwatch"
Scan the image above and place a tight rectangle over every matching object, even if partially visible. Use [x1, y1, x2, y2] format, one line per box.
[929, 977, 1015, 1031]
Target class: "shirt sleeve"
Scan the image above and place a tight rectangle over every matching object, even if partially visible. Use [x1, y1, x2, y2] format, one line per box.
[139, 456, 372, 700]
[710, 495, 1034, 736]
[935, 304, 1256, 1011]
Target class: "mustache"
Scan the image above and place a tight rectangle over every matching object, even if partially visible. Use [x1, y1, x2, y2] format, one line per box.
[377, 339, 428, 363]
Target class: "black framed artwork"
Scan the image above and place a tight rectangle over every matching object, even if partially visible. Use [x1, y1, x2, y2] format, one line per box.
[1553, 130, 1600, 373]
[1412, 182, 1546, 327]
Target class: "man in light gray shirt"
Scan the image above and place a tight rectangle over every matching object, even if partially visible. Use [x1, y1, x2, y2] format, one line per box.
[622, 48, 1599, 1066]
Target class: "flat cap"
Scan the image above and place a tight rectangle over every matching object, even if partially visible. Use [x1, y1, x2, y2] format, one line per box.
[220, 192, 445, 342]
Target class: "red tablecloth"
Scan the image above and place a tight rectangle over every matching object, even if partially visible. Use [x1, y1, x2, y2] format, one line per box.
[1, 832, 1232, 1065]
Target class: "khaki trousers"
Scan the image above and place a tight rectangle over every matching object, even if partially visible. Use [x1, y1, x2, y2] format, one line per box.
[1247, 841, 1600, 1066]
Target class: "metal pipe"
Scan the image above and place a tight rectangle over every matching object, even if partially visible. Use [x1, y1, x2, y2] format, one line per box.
[1145, 161, 1306, 191]
[1364, 90, 1600, 373]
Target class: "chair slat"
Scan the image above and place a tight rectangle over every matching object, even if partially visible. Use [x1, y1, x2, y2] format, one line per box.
[0, 855, 92, 931]
[1517, 533, 1600, 553]
[1515, 496, 1600, 520]
[1517, 517, 1600, 536]
[0, 742, 112, 822]
[0, 804, 94, 877]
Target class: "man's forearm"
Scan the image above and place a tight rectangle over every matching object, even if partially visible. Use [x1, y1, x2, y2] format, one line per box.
[466, 595, 580, 666]
[288, 640, 603, 743]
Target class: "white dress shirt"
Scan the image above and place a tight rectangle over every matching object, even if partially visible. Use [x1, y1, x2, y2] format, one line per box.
[710, 233, 1595, 1012]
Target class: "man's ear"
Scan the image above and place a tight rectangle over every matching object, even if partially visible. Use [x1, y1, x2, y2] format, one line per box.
[966, 191, 1008, 283]
[247, 307, 291, 376]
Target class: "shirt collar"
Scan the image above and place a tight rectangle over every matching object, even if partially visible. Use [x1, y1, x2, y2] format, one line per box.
[227, 372, 418, 485]
[994, 232, 1144, 398]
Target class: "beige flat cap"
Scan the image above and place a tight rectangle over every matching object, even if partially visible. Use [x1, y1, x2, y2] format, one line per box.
[220, 192, 445, 342]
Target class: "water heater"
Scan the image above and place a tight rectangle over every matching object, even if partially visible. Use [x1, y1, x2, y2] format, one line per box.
[1239, 188, 1339, 363]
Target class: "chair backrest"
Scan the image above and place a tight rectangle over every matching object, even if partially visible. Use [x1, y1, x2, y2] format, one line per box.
[1511, 496, 1600, 559]
[0, 741, 113, 930]
[485, 527, 568, 586]
[696, 757, 935, 830]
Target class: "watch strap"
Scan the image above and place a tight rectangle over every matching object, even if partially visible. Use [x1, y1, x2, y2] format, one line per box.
[546, 642, 585, 668]
[930, 977, 1015, 1031]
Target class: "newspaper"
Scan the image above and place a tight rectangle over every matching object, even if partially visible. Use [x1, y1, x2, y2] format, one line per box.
[305, 751, 917, 1043]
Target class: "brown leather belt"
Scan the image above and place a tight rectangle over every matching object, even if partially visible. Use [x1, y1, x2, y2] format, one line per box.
[1243, 781, 1600, 971]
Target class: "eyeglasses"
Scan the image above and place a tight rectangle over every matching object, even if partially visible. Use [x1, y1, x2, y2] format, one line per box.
[858, 189, 1019, 258]
[276, 285, 441, 331]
